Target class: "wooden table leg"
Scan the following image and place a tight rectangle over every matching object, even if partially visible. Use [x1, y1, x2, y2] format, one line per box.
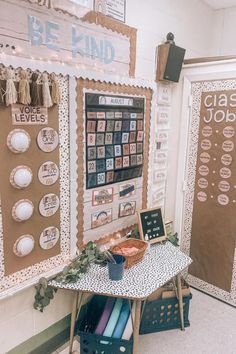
[68, 291, 80, 354]
[176, 274, 185, 331]
[132, 300, 142, 354]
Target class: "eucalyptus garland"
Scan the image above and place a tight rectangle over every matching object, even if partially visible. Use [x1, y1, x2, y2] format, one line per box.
[33, 241, 107, 312]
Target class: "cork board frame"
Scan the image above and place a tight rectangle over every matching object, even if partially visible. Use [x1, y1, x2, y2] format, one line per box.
[0, 65, 71, 297]
[82, 11, 137, 77]
[76, 78, 152, 248]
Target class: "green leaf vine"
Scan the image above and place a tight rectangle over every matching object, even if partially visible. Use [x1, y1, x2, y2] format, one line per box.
[33, 241, 107, 312]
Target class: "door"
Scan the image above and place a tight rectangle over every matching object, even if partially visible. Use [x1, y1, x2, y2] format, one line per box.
[177, 63, 236, 307]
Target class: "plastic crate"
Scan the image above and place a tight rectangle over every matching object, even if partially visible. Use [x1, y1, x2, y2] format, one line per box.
[77, 295, 133, 354]
[139, 294, 192, 334]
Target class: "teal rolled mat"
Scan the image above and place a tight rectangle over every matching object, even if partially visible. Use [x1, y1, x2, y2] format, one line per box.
[112, 300, 130, 339]
[103, 298, 123, 337]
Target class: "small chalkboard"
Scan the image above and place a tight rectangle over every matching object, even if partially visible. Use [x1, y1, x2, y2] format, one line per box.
[137, 207, 167, 244]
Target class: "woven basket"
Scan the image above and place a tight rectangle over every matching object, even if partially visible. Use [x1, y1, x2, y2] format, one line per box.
[111, 238, 148, 269]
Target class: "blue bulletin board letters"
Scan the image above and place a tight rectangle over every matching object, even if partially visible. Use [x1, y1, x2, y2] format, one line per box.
[28, 15, 115, 64]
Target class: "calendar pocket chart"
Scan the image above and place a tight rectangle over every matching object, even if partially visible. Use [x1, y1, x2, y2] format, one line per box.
[85, 93, 145, 189]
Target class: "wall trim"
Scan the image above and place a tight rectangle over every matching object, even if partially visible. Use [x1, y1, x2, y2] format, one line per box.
[7, 314, 71, 354]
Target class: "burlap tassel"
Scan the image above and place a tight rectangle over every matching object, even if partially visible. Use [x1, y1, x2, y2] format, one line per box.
[19, 69, 31, 105]
[5, 68, 17, 106]
[50, 73, 60, 105]
[0, 80, 4, 105]
[30, 73, 41, 106]
[42, 73, 53, 108]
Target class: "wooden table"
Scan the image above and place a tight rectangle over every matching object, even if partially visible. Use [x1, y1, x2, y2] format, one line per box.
[50, 242, 192, 354]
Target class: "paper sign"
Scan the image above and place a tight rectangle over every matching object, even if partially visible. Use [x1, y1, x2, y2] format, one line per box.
[92, 188, 113, 206]
[12, 104, 48, 125]
[91, 209, 112, 228]
[94, 0, 126, 22]
[119, 201, 136, 217]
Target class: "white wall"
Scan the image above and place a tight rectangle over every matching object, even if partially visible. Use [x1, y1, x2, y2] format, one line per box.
[211, 6, 236, 56]
[0, 1, 217, 352]
[126, 0, 216, 80]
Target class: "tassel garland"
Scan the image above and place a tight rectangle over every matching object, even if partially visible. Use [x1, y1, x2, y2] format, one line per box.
[42, 73, 53, 108]
[5, 68, 17, 106]
[50, 73, 61, 105]
[30, 73, 41, 106]
[19, 69, 31, 105]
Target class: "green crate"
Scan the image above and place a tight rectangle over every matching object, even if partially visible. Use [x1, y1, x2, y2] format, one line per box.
[139, 294, 192, 334]
[77, 295, 133, 354]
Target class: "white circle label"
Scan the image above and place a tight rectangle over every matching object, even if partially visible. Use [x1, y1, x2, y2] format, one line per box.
[222, 140, 234, 152]
[202, 126, 212, 137]
[217, 194, 229, 206]
[200, 152, 211, 164]
[198, 165, 209, 176]
[223, 126, 235, 139]
[39, 226, 60, 250]
[221, 154, 232, 166]
[201, 139, 211, 151]
[198, 178, 208, 189]
[39, 193, 60, 217]
[220, 167, 231, 179]
[218, 180, 230, 192]
[37, 127, 59, 152]
[38, 161, 59, 185]
[197, 191, 207, 202]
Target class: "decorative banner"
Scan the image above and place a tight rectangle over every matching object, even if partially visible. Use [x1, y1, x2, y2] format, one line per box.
[94, 0, 126, 22]
[92, 188, 113, 206]
[11, 104, 48, 125]
[39, 226, 60, 250]
[91, 209, 112, 228]
[189, 89, 236, 293]
[118, 201, 136, 217]
[0, 0, 130, 76]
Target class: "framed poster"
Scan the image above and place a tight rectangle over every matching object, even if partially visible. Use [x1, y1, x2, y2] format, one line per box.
[137, 207, 167, 244]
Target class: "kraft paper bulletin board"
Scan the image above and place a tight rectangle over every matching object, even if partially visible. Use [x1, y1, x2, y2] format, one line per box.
[76, 78, 153, 248]
[0, 65, 71, 296]
[182, 79, 236, 307]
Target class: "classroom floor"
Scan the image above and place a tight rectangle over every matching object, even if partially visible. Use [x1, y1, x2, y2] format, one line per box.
[56, 288, 236, 354]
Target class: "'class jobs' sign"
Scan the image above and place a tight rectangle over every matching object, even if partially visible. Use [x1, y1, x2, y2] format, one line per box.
[0, 0, 130, 75]
[190, 89, 236, 292]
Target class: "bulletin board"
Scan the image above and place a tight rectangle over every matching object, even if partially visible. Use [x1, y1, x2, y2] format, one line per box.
[182, 79, 236, 306]
[0, 65, 71, 296]
[76, 78, 153, 247]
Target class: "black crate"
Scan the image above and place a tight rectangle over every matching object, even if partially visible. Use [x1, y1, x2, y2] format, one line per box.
[139, 294, 192, 334]
[77, 295, 133, 354]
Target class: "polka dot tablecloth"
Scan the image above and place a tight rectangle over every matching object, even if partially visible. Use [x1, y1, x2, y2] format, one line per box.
[50, 242, 192, 299]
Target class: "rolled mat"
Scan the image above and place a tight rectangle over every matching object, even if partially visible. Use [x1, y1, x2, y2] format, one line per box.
[112, 300, 130, 339]
[103, 298, 123, 337]
[95, 297, 116, 335]
[122, 303, 135, 340]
